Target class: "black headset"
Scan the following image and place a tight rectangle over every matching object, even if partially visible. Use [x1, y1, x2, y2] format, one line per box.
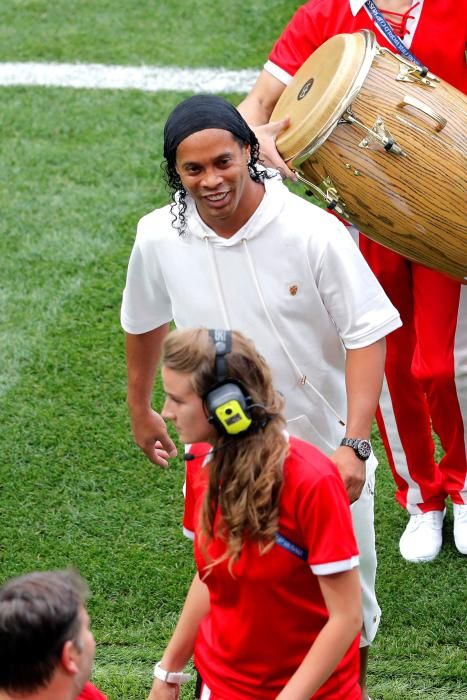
[203, 329, 256, 436]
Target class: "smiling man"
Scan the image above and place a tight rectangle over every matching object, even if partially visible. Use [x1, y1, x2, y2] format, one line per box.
[121, 94, 401, 698]
[175, 128, 263, 237]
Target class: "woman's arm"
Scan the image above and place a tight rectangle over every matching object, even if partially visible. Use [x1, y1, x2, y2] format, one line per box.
[276, 568, 362, 700]
[147, 573, 210, 700]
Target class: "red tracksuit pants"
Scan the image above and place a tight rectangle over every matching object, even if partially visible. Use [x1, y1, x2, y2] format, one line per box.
[360, 237, 467, 514]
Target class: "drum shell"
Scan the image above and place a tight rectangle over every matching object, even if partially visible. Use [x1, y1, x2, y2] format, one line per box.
[295, 50, 467, 280]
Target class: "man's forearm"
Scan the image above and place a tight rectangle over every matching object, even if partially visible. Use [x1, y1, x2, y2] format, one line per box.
[125, 324, 176, 465]
[344, 339, 386, 437]
[125, 324, 170, 412]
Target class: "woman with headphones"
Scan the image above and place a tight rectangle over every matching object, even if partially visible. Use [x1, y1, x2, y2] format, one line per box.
[149, 327, 362, 700]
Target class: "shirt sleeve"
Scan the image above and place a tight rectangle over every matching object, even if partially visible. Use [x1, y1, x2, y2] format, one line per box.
[267, 3, 321, 79]
[120, 215, 173, 334]
[296, 461, 359, 575]
[311, 217, 402, 348]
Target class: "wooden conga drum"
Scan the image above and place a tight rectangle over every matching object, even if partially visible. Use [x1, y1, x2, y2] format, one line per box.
[271, 30, 467, 281]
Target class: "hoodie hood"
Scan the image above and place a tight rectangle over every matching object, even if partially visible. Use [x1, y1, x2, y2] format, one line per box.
[183, 172, 287, 246]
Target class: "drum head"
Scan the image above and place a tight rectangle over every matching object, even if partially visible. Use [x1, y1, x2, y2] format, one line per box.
[271, 31, 375, 162]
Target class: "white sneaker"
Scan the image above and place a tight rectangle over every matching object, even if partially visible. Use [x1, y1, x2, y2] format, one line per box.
[399, 510, 445, 563]
[453, 504, 467, 555]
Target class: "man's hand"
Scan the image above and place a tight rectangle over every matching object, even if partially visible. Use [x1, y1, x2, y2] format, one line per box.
[130, 408, 177, 467]
[253, 117, 297, 180]
[147, 680, 180, 700]
[330, 446, 366, 504]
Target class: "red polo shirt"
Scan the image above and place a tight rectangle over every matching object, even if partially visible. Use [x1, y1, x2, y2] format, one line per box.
[183, 437, 360, 699]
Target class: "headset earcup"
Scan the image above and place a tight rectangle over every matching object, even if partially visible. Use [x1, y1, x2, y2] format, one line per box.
[204, 383, 252, 436]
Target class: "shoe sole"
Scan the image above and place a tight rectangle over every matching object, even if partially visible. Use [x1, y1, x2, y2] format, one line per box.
[400, 553, 440, 563]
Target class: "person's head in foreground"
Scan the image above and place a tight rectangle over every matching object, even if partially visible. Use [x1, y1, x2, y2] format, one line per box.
[163, 94, 271, 236]
[0, 569, 100, 700]
[153, 327, 362, 700]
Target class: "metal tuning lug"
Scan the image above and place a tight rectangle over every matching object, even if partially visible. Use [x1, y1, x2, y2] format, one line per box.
[396, 64, 439, 87]
[376, 46, 439, 87]
[342, 109, 406, 156]
[294, 171, 349, 219]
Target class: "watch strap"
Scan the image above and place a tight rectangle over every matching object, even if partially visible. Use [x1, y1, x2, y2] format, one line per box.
[340, 437, 371, 460]
[341, 437, 360, 449]
[153, 661, 192, 684]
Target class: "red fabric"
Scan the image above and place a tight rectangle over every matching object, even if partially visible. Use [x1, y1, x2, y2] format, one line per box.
[269, 0, 467, 512]
[78, 682, 108, 700]
[361, 245, 467, 510]
[269, 0, 467, 91]
[379, 1, 421, 38]
[184, 437, 360, 699]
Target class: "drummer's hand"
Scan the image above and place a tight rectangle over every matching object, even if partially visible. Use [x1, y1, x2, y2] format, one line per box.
[330, 446, 366, 504]
[253, 117, 297, 180]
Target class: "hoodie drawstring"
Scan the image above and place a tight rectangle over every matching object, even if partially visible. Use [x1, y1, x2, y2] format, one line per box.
[204, 236, 232, 329]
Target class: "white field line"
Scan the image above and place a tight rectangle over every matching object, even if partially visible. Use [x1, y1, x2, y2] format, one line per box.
[0, 62, 259, 93]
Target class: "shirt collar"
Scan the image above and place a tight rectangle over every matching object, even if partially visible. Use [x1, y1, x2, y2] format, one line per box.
[349, 0, 368, 16]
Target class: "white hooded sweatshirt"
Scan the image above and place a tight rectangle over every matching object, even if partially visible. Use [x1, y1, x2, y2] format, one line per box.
[121, 175, 401, 459]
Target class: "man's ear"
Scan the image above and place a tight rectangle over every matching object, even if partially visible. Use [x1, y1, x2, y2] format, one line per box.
[60, 639, 80, 675]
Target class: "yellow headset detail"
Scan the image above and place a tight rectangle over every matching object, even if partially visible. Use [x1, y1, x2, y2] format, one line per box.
[204, 330, 254, 437]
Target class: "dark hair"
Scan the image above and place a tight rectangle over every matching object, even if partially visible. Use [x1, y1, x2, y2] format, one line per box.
[0, 569, 89, 693]
[162, 94, 272, 234]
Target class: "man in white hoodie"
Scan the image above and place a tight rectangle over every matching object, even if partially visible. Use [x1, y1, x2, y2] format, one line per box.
[121, 95, 401, 697]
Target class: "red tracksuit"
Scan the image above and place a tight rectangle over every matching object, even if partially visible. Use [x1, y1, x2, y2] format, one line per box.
[267, 0, 467, 513]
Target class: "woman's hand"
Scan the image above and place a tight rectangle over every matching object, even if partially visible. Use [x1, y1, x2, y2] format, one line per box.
[147, 679, 180, 700]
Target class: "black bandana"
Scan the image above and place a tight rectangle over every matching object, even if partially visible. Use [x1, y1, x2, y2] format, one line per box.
[163, 94, 257, 166]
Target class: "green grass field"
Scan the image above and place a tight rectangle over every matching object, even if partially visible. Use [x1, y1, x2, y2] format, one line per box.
[1, 2, 466, 699]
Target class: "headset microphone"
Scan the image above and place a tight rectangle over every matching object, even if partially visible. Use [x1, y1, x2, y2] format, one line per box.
[183, 453, 202, 462]
[184, 442, 232, 461]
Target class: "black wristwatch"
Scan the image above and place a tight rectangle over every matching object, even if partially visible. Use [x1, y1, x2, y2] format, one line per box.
[340, 437, 372, 461]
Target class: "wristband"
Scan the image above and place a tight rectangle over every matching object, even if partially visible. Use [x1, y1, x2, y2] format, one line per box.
[153, 661, 192, 684]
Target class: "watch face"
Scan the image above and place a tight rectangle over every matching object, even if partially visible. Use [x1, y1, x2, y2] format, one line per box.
[357, 440, 372, 460]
